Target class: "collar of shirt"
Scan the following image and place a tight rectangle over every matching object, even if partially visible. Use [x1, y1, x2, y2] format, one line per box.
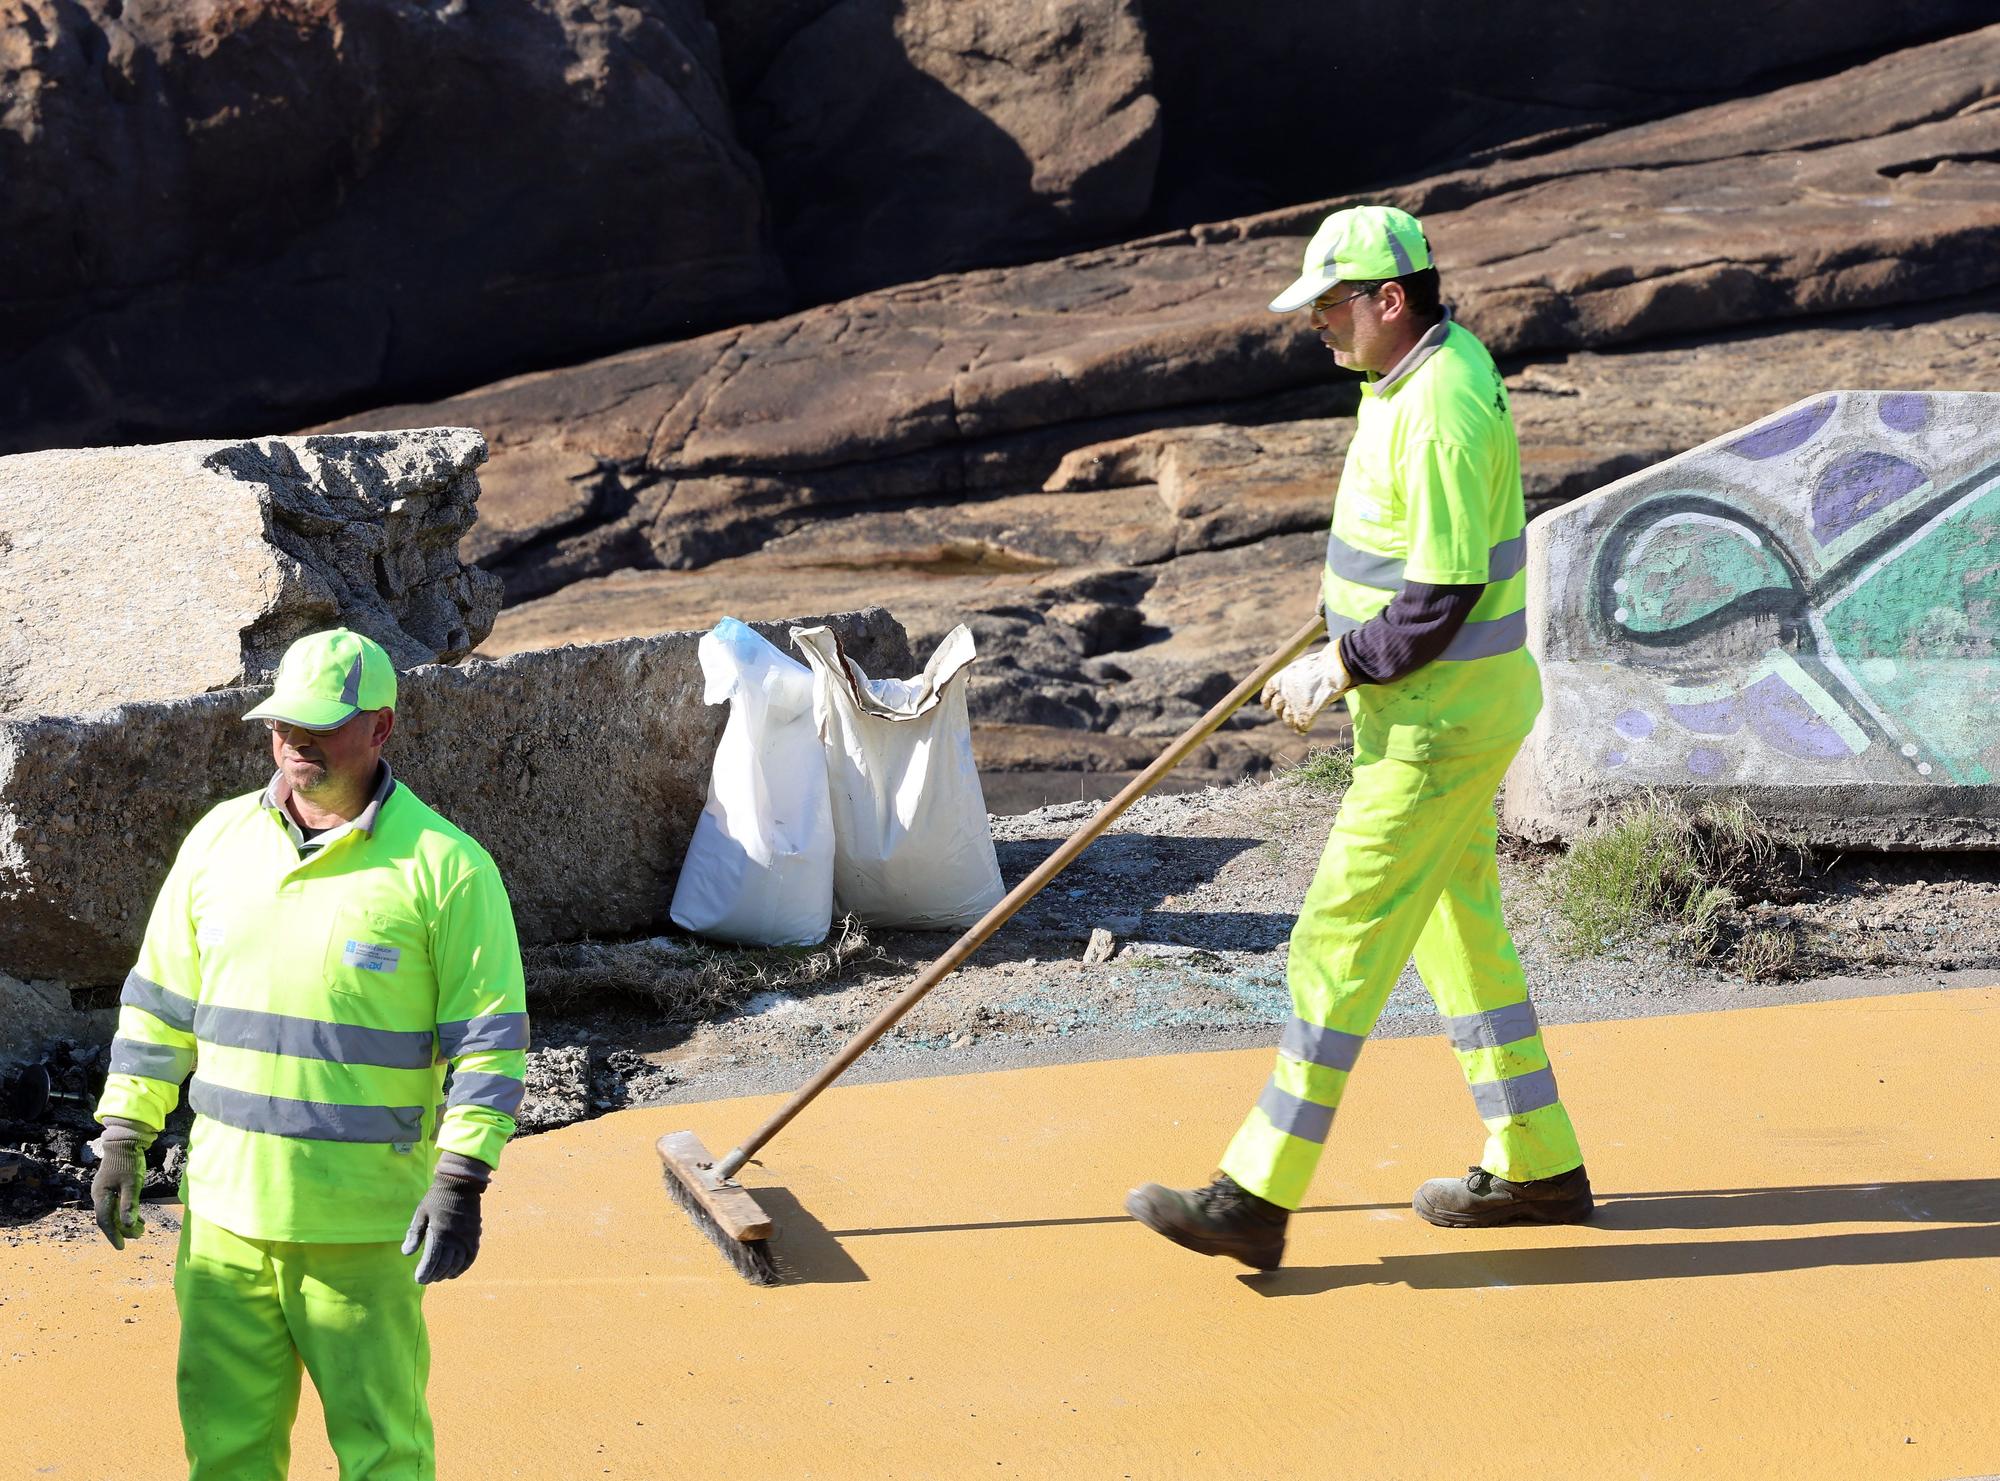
[1364, 306, 1456, 399]
[260, 761, 398, 856]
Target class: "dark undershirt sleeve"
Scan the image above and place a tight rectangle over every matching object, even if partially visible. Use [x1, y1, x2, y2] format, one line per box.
[1336, 581, 1484, 686]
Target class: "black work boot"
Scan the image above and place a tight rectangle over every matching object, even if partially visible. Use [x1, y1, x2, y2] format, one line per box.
[1413, 1164, 1594, 1228]
[1125, 1173, 1289, 1271]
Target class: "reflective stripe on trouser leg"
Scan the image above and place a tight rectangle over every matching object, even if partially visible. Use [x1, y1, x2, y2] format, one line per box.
[176, 1212, 436, 1481]
[1219, 747, 1502, 1210]
[1412, 802, 1584, 1183]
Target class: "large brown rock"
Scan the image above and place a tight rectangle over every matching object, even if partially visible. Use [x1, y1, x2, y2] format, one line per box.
[0, 428, 501, 716]
[0, 609, 911, 984]
[330, 26, 2000, 600]
[1138, 0, 2000, 225]
[735, 0, 1161, 302]
[482, 291, 2000, 757]
[0, 0, 784, 455]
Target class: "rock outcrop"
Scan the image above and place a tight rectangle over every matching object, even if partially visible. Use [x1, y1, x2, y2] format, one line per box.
[331, 25, 2000, 609]
[0, 429, 501, 716]
[0, 0, 784, 454]
[733, 0, 1161, 302]
[1506, 391, 2000, 848]
[0, 609, 912, 984]
[10, 4, 1992, 456]
[1138, 0, 2000, 225]
[480, 292, 2000, 787]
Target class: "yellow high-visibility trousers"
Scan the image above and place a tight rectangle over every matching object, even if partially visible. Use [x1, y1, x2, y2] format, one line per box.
[1220, 740, 1583, 1210]
[174, 1211, 434, 1480]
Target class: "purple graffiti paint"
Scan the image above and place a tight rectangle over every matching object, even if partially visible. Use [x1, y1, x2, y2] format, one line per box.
[1666, 695, 1744, 735]
[1810, 451, 1927, 544]
[1739, 672, 1854, 760]
[1686, 747, 1727, 777]
[1726, 398, 1835, 460]
[1878, 394, 1930, 433]
[1614, 709, 1655, 740]
[1606, 750, 1628, 768]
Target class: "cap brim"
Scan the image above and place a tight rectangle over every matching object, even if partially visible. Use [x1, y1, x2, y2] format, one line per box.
[1268, 270, 1336, 313]
[243, 695, 362, 729]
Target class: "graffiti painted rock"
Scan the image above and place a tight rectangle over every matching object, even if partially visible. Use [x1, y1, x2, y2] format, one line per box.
[1506, 392, 2000, 848]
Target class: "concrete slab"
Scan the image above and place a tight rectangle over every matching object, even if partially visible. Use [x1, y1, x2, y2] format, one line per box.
[1506, 390, 2000, 849]
[6, 987, 1999, 1478]
[0, 607, 911, 984]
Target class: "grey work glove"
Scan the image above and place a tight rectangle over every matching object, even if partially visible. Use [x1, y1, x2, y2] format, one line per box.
[401, 1154, 490, 1284]
[90, 1118, 156, 1250]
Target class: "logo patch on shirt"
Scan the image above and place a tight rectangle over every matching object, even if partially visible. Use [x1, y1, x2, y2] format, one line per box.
[197, 923, 226, 950]
[342, 940, 401, 973]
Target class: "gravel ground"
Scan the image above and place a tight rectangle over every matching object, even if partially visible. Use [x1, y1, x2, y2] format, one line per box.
[6, 766, 1996, 1240]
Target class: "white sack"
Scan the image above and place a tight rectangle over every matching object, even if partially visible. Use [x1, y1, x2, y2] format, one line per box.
[669, 617, 834, 946]
[791, 623, 1004, 930]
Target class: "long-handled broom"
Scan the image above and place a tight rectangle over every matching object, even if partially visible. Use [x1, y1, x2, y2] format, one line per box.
[659, 612, 1329, 1283]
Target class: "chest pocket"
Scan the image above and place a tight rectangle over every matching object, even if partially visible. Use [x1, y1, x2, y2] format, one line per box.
[1334, 439, 1406, 557]
[322, 901, 430, 1013]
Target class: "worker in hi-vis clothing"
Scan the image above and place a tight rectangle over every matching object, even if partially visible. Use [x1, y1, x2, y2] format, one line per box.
[90, 628, 529, 1478]
[1127, 206, 1590, 1271]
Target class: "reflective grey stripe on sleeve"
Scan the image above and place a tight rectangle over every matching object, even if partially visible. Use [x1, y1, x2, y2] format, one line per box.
[1323, 609, 1363, 640]
[1256, 1081, 1336, 1144]
[1328, 532, 1524, 600]
[1486, 532, 1526, 582]
[1439, 608, 1527, 662]
[121, 970, 196, 1033]
[445, 1071, 525, 1117]
[189, 1079, 424, 1144]
[1324, 533, 1405, 591]
[1279, 1016, 1365, 1073]
[438, 1013, 531, 1057]
[1444, 1001, 1541, 1053]
[1468, 1067, 1561, 1120]
[109, 1036, 196, 1083]
[194, 1003, 436, 1070]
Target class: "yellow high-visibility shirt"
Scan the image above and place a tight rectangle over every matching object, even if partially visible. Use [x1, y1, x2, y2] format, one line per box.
[95, 773, 529, 1243]
[1322, 317, 1543, 759]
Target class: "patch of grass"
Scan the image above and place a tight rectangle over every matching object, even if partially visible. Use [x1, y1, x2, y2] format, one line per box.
[1286, 746, 1354, 796]
[1547, 790, 1809, 957]
[1736, 921, 1806, 983]
[523, 914, 879, 1016]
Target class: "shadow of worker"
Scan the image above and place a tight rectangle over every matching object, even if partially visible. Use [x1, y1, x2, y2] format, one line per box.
[1243, 1176, 2000, 1298]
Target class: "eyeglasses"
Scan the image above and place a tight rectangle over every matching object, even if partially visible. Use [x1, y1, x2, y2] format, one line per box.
[263, 718, 350, 743]
[1311, 285, 1381, 314]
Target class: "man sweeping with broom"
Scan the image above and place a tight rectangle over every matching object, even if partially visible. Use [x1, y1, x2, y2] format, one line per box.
[1126, 206, 1592, 1271]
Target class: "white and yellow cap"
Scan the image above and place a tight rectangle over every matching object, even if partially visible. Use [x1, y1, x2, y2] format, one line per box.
[244, 628, 397, 730]
[1268, 205, 1433, 312]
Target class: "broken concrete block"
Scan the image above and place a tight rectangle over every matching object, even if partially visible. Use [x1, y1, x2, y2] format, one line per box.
[0, 428, 502, 717]
[0, 608, 913, 985]
[1505, 391, 2000, 849]
[1083, 927, 1117, 965]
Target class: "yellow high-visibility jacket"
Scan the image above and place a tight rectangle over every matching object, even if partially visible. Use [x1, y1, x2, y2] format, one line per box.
[96, 774, 529, 1243]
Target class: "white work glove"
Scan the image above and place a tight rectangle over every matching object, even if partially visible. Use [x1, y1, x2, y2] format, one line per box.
[1260, 644, 1355, 734]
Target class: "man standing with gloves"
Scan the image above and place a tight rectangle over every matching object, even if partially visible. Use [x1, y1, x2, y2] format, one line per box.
[91, 627, 529, 1478]
[1127, 206, 1590, 1271]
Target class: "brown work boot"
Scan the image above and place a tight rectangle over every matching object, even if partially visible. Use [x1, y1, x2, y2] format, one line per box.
[1125, 1173, 1289, 1271]
[1413, 1165, 1593, 1228]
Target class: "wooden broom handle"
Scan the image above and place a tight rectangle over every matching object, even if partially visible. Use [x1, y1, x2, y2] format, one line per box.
[715, 611, 1329, 1180]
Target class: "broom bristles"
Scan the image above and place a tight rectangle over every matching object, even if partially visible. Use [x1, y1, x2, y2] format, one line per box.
[661, 1166, 780, 1286]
